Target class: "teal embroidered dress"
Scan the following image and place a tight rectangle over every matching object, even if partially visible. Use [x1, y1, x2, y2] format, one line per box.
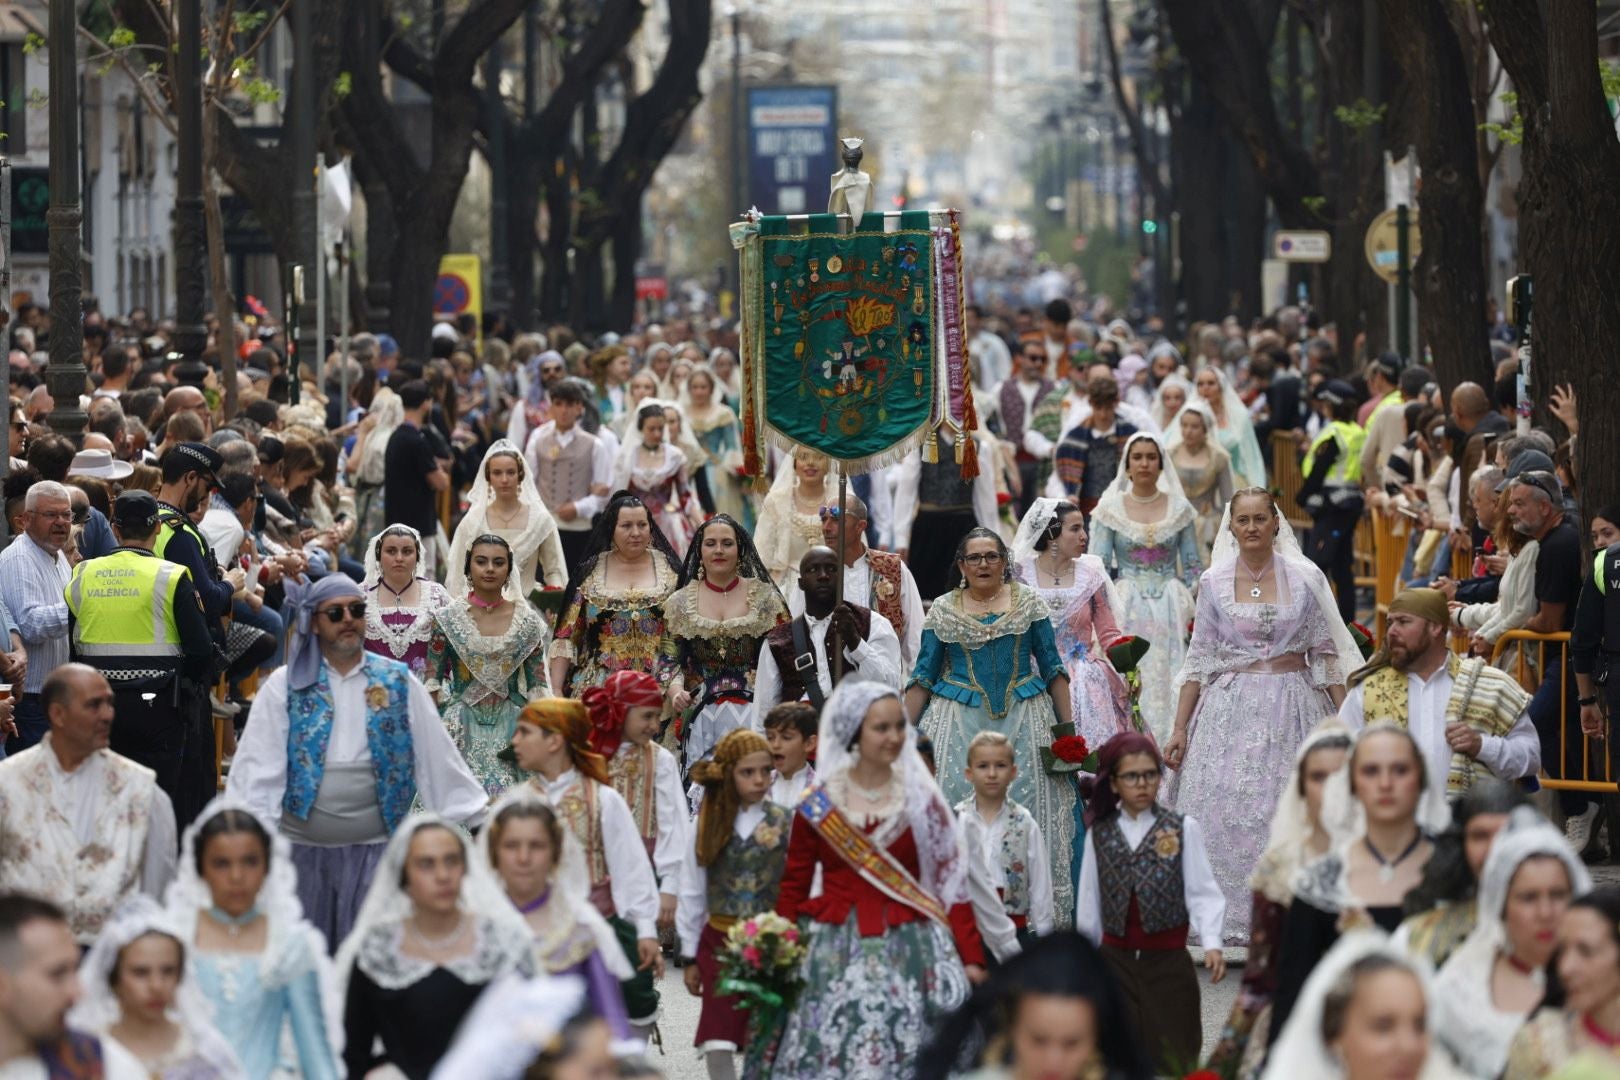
[909, 583, 1076, 924]
[426, 600, 550, 796]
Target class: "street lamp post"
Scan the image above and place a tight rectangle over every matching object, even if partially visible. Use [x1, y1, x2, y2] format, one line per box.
[46, 0, 86, 445]
[171, 0, 209, 388]
[729, 4, 742, 222]
[288, 0, 317, 400]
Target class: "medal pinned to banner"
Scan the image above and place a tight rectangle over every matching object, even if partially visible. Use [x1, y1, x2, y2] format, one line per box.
[730, 148, 977, 483]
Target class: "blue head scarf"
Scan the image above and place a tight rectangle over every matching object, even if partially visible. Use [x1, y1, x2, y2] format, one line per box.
[526, 350, 563, 407]
[284, 575, 366, 691]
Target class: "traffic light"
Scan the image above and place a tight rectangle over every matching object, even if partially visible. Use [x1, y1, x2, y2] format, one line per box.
[1141, 219, 1159, 235]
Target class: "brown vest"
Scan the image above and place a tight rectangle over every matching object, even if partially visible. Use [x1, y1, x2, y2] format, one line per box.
[863, 549, 906, 642]
[533, 427, 597, 507]
[766, 606, 874, 704]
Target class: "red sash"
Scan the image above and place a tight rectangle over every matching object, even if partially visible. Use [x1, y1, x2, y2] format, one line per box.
[795, 781, 948, 927]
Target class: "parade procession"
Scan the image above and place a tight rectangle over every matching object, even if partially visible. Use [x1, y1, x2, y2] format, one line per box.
[2, 1, 1620, 1078]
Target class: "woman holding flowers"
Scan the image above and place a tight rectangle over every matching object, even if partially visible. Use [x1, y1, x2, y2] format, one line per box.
[773, 681, 984, 1079]
[1164, 489, 1357, 946]
[676, 729, 793, 1080]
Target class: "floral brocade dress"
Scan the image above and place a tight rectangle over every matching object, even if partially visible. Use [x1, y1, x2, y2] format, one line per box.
[661, 578, 789, 771]
[909, 584, 1076, 921]
[364, 580, 452, 679]
[1089, 500, 1202, 746]
[426, 600, 551, 796]
[551, 559, 679, 697]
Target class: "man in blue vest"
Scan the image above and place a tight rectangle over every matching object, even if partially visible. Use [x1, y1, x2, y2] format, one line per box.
[66, 490, 216, 827]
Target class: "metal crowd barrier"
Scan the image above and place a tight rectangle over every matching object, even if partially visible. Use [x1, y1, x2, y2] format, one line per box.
[1491, 629, 1616, 793]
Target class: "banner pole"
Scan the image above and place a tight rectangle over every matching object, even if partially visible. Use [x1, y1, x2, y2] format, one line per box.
[833, 472, 847, 681]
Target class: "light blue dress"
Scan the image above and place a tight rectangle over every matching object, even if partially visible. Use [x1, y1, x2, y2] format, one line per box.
[909, 583, 1076, 924]
[192, 942, 340, 1080]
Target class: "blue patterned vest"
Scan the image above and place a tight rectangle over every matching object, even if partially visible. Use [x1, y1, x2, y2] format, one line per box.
[284, 653, 417, 834]
[38, 1030, 105, 1079]
[706, 801, 793, 920]
[955, 796, 1035, 915]
[1094, 805, 1188, 937]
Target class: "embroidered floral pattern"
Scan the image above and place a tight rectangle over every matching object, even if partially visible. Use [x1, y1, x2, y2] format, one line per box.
[551, 559, 678, 694]
[285, 655, 416, 833]
[429, 601, 550, 796]
[706, 803, 792, 920]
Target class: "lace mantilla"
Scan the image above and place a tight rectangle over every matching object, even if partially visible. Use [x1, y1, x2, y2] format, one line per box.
[662, 577, 787, 640]
[1089, 496, 1197, 547]
[921, 582, 1053, 648]
[431, 599, 549, 700]
[355, 916, 532, 991]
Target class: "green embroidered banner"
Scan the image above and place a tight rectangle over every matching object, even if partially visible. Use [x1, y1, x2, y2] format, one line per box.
[753, 211, 936, 464]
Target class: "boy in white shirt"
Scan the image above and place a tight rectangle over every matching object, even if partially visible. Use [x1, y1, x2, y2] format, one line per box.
[762, 702, 818, 808]
[955, 730, 1055, 939]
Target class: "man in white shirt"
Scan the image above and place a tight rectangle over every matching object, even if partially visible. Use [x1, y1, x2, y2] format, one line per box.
[0, 895, 149, 1080]
[0, 665, 175, 946]
[227, 575, 488, 947]
[967, 305, 1011, 391]
[523, 380, 613, 565]
[754, 547, 903, 722]
[785, 494, 924, 671]
[997, 342, 1057, 519]
[1338, 589, 1540, 793]
[0, 482, 74, 751]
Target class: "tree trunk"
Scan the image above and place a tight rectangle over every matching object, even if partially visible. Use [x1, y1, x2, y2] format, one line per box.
[505, 147, 541, 331]
[608, 199, 642, 330]
[1479, 0, 1620, 516]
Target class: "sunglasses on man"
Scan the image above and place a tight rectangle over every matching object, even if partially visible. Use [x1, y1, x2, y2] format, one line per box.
[320, 601, 367, 623]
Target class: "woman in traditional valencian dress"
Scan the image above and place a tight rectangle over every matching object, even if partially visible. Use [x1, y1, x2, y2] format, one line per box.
[363, 525, 451, 679]
[773, 681, 984, 1078]
[166, 799, 342, 1080]
[1088, 431, 1203, 746]
[905, 527, 1077, 920]
[1166, 398, 1236, 562]
[1011, 498, 1131, 752]
[549, 492, 682, 698]
[427, 534, 550, 797]
[662, 514, 790, 773]
[445, 439, 566, 600]
[1164, 489, 1355, 945]
[683, 366, 754, 530]
[614, 403, 699, 558]
[1192, 365, 1267, 488]
[756, 446, 838, 590]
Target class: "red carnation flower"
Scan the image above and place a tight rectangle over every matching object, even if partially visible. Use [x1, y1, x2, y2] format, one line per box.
[1051, 735, 1090, 764]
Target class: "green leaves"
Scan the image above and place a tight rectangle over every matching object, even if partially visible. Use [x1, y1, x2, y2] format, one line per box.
[1333, 98, 1387, 134]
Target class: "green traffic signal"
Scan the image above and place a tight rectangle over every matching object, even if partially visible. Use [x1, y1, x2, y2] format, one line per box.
[1141, 219, 1158, 235]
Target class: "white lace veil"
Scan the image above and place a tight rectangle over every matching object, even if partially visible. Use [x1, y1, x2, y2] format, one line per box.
[446, 439, 560, 601]
[427, 973, 586, 1080]
[1250, 721, 1355, 904]
[474, 788, 633, 980]
[612, 398, 701, 486]
[1090, 430, 1193, 535]
[817, 680, 970, 908]
[1318, 722, 1454, 850]
[70, 896, 247, 1080]
[1010, 497, 1123, 612]
[164, 795, 344, 1063]
[1163, 397, 1231, 465]
[1210, 496, 1363, 669]
[355, 388, 404, 486]
[1151, 374, 1192, 431]
[1261, 930, 1456, 1080]
[1199, 366, 1267, 486]
[362, 523, 424, 590]
[764, 444, 843, 505]
[333, 814, 538, 1006]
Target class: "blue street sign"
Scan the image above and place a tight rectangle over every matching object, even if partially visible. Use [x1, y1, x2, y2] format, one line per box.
[747, 85, 839, 216]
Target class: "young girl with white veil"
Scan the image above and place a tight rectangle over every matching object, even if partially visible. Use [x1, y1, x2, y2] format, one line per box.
[613, 403, 701, 557]
[1165, 398, 1237, 561]
[1087, 431, 1203, 746]
[337, 814, 536, 1080]
[1191, 365, 1268, 489]
[445, 439, 566, 600]
[71, 895, 245, 1080]
[476, 788, 638, 1055]
[1431, 808, 1589, 1078]
[1262, 929, 1467, 1080]
[164, 797, 341, 1080]
[1165, 488, 1356, 945]
[363, 524, 453, 679]
[771, 680, 984, 1078]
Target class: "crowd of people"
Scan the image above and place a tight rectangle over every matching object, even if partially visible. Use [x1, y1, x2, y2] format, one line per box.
[0, 280, 1613, 1080]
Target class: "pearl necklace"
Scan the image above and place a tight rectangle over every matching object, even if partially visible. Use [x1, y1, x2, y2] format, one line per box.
[849, 773, 895, 802]
[408, 913, 469, 949]
[1126, 487, 1162, 505]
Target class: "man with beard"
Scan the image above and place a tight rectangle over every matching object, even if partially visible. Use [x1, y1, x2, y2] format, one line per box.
[1338, 587, 1539, 795]
[0, 895, 148, 1078]
[226, 575, 486, 947]
[752, 546, 903, 718]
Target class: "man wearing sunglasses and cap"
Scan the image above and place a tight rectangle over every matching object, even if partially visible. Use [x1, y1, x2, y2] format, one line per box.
[225, 574, 488, 947]
[65, 491, 217, 828]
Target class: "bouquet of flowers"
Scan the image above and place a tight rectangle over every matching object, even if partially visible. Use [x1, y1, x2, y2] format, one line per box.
[528, 584, 570, 618]
[1040, 723, 1096, 776]
[1107, 635, 1153, 735]
[1347, 620, 1376, 661]
[716, 913, 808, 1075]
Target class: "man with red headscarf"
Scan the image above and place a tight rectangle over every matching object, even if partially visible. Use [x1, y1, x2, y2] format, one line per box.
[583, 671, 689, 938]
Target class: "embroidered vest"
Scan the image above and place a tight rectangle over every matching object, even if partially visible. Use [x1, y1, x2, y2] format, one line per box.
[284, 653, 417, 834]
[610, 743, 659, 851]
[765, 608, 874, 703]
[38, 1030, 106, 1080]
[706, 802, 793, 920]
[1094, 806, 1188, 937]
[553, 775, 611, 888]
[0, 747, 155, 944]
[918, 452, 975, 508]
[864, 550, 907, 642]
[1361, 655, 1528, 794]
[534, 428, 597, 507]
[955, 796, 1034, 916]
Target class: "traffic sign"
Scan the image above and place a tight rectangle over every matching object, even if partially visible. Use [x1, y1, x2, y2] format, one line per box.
[433, 254, 483, 343]
[1273, 229, 1331, 263]
[1364, 209, 1420, 284]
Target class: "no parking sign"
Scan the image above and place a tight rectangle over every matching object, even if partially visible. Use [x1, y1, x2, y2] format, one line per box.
[434, 253, 482, 344]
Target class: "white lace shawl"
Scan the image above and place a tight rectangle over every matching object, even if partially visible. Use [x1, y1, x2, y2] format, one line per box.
[446, 439, 562, 602]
